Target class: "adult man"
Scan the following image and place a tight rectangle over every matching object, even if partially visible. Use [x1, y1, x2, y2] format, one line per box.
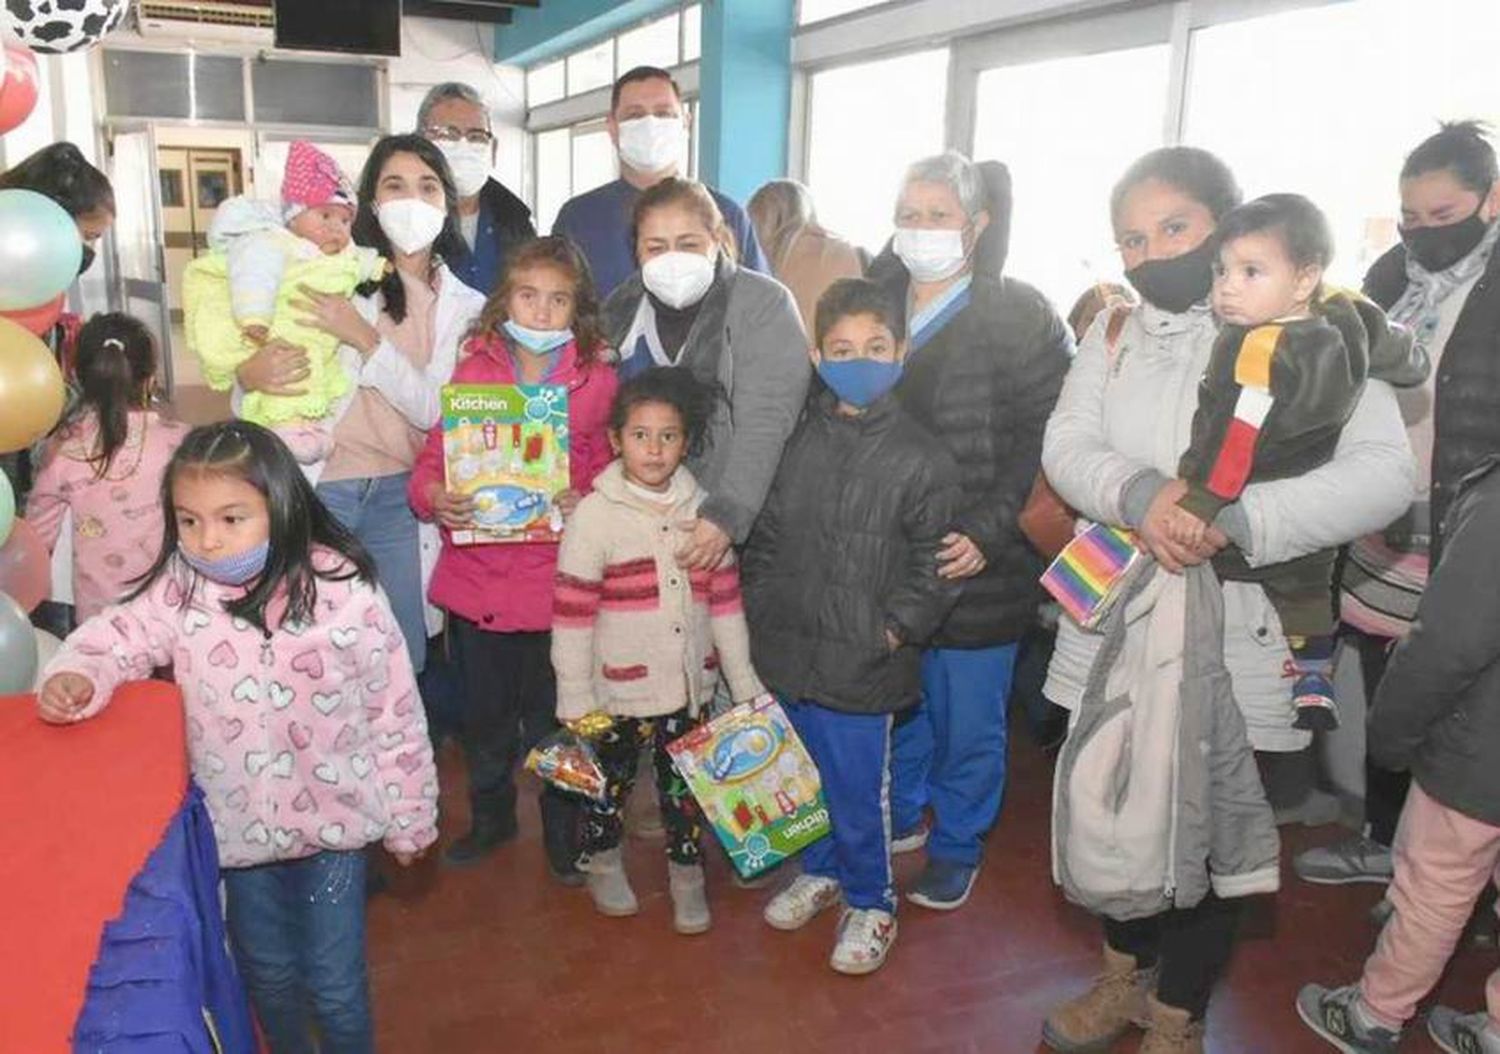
[552, 65, 768, 297]
[417, 82, 535, 296]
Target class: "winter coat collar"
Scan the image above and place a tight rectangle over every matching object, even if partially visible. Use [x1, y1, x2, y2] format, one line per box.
[590, 460, 705, 517]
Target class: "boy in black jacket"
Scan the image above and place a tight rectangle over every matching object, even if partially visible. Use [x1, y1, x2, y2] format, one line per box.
[743, 278, 961, 975]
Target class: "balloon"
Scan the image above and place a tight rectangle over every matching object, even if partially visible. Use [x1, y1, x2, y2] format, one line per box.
[31, 627, 60, 689]
[3, 0, 129, 54]
[0, 591, 37, 694]
[0, 190, 83, 310]
[0, 33, 37, 134]
[0, 518, 48, 612]
[0, 470, 12, 547]
[0, 317, 65, 454]
[0, 292, 64, 336]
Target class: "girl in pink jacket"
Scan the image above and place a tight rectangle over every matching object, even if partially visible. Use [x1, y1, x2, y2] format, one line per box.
[409, 236, 617, 880]
[39, 420, 437, 1053]
[26, 313, 190, 621]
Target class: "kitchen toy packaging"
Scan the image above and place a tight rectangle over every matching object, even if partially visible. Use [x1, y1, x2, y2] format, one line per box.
[666, 696, 830, 877]
[441, 383, 569, 545]
[1040, 522, 1144, 630]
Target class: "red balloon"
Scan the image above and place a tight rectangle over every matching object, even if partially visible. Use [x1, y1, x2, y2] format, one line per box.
[0, 35, 38, 136]
[0, 518, 48, 613]
[0, 293, 64, 336]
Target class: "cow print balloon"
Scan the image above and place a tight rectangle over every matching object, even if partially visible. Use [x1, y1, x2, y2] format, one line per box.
[4, 0, 131, 55]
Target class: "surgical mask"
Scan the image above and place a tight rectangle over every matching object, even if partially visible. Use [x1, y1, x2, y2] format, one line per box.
[894, 226, 970, 283]
[376, 197, 446, 255]
[617, 115, 684, 174]
[180, 540, 270, 586]
[1125, 238, 1216, 314]
[437, 140, 492, 199]
[1401, 202, 1492, 273]
[817, 358, 903, 408]
[503, 318, 572, 353]
[78, 243, 96, 276]
[642, 251, 715, 309]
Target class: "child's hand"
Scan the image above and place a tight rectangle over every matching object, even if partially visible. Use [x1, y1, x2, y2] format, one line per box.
[241, 323, 270, 346]
[38, 673, 94, 724]
[554, 489, 581, 521]
[884, 628, 902, 652]
[1164, 505, 1209, 549]
[426, 482, 475, 530]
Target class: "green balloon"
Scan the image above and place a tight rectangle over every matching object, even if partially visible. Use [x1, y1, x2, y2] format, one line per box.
[0, 591, 38, 695]
[0, 472, 12, 547]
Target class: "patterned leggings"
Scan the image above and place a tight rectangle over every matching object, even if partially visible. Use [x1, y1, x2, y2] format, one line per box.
[582, 709, 703, 865]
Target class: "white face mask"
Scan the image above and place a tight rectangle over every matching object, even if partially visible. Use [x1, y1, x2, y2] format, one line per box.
[894, 226, 970, 283]
[642, 250, 715, 309]
[436, 140, 492, 199]
[376, 197, 446, 255]
[617, 115, 685, 175]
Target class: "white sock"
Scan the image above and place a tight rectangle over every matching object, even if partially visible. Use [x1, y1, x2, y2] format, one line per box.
[1350, 994, 1398, 1036]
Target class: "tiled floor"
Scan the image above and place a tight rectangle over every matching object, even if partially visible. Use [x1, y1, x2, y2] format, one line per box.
[366, 731, 1491, 1053]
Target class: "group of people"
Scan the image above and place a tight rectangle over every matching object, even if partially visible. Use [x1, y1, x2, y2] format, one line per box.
[6, 57, 1500, 1054]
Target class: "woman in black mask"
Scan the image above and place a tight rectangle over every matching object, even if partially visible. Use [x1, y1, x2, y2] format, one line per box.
[1037, 146, 1413, 1052]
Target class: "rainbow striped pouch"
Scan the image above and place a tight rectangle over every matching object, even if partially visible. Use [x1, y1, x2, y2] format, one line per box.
[1040, 523, 1144, 629]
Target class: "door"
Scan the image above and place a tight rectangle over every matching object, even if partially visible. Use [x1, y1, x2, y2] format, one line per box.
[157, 147, 192, 327]
[107, 125, 175, 395]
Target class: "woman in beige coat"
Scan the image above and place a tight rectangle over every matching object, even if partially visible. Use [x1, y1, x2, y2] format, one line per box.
[748, 180, 865, 336]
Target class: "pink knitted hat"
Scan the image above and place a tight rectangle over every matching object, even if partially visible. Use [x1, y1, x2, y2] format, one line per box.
[281, 140, 354, 219]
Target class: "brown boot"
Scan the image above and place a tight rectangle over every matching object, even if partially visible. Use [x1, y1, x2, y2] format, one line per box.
[1041, 945, 1154, 1052]
[1139, 993, 1205, 1054]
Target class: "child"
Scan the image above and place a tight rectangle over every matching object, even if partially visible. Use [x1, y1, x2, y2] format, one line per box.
[37, 421, 437, 1052]
[183, 141, 386, 462]
[26, 313, 189, 621]
[1296, 456, 1500, 1054]
[743, 278, 962, 974]
[550, 367, 765, 934]
[1168, 193, 1427, 731]
[409, 236, 618, 878]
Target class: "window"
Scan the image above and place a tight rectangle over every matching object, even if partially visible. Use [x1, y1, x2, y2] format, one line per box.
[799, 0, 888, 25]
[618, 13, 680, 73]
[973, 44, 1170, 310]
[566, 38, 614, 97]
[102, 51, 245, 121]
[251, 60, 379, 127]
[527, 59, 565, 107]
[571, 125, 617, 199]
[806, 48, 948, 256]
[534, 128, 572, 234]
[1185, 0, 1500, 289]
[682, 4, 701, 63]
[159, 169, 185, 209]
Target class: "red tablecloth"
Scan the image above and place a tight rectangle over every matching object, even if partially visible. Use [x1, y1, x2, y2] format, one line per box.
[0, 681, 187, 1054]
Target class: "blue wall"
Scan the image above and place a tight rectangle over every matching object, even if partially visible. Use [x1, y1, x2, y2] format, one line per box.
[494, 0, 681, 67]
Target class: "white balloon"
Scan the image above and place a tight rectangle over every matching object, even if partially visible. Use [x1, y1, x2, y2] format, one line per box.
[3, 0, 130, 55]
[31, 627, 60, 690]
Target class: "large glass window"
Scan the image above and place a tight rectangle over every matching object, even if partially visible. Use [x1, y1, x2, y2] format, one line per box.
[682, 4, 702, 63]
[571, 125, 617, 199]
[527, 59, 565, 107]
[102, 51, 245, 121]
[973, 44, 1170, 310]
[566, 38, 615, 97]
[806, 48, 949, 256]
[252, 60, 379, 127]
[1185, 0, 1500, 288]
[618, 13, 680, 72]
[534, 128, 572, 234]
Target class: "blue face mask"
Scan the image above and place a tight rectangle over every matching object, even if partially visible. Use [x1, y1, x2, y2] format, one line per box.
[816, 358, 904, 408]
[503, 318, 573, 354]
[180, 540, 270, 586]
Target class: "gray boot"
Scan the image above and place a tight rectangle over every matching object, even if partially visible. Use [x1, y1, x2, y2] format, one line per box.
[581, 847, 638, 917]
[668, 861, 711, 935]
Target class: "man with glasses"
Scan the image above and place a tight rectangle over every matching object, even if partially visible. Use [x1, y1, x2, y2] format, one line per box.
[417, 82, 536, 296]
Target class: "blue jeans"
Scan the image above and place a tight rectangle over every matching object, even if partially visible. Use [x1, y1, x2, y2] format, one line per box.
[316, 473, 425, 675]
[890, 644, 1018, 867]
[223, 850, 372, 1054]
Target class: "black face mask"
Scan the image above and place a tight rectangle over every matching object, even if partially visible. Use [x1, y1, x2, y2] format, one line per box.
[1400, 203, 1490, 273]
[77, 243, 96, 276]
[1124, 237, 1216, 315]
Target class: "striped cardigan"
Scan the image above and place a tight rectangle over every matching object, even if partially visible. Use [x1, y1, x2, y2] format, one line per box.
[551, 461, 765, 721]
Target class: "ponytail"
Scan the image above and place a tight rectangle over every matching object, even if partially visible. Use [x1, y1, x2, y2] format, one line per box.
[71, 313, 156, 477]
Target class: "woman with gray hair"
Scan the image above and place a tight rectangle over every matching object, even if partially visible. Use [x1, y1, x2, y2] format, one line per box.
[747, 178, 864, 334]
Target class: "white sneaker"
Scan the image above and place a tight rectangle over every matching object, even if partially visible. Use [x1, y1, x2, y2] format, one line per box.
[763, 874, 841, 931]
[891, 823, 929, 855]
[830, 907, 897, 975]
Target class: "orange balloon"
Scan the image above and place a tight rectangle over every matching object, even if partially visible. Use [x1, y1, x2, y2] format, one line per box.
[0, 293, 64, 336]
[0, 35, 38, 135]
[0, 317, 65, 454]
[0, 518, 48, 612]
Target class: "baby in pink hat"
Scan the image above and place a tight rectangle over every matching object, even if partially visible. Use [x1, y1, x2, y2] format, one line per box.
[183, 141, 386, 462]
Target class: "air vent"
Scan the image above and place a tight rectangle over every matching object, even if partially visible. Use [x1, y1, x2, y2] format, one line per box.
[139, 1, 274, 29]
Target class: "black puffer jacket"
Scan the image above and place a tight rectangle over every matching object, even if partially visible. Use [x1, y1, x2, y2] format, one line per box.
[743, 392, 962, 714]
[1365, 239, 1500, 557]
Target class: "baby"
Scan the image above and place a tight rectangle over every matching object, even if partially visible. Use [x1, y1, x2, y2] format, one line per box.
[184, 141, 386, 462]
[1171, 193, 1427, 731]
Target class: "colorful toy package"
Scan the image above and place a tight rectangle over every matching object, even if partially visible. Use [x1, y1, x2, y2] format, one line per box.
[441, 383, 570, 545]
[666, 696, 830, 878]
[1040, 522, 1145, 629]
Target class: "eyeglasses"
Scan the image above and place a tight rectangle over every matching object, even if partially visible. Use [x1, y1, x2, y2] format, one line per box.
[423, 125, 494, 146]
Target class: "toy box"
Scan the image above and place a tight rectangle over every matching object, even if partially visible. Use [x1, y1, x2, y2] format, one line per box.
[441, 383, 569, 545]
[666, 696, 830, 877]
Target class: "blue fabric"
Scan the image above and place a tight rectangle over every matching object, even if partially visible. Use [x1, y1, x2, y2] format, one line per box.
[890, 644, 1017, 866]
[447, 192, 503, 297]
[784, 699, 895, 912]
[909, 275, 973, 353]
[316, 472, 425, 674]
[223, 850, 372, 1054]
[73, 783, 257, 1054]
[551, 178, 769, 298]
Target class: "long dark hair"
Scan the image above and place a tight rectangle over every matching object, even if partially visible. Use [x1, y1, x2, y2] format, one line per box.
[129, 422, 375, 632]
[608, 367, 716, 459]
[69, 313, 156, 478]
[474, 236, 605, 365]
[1402, 119, 1498, 195]
[0, 141, 115, 219]
[351, 134, 465, 323]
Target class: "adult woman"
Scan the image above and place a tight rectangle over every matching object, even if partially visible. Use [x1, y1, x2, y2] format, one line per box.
[0, 140, 115, 276]
[875, 151, 1072, 912]
[602, 177, 810, 570]
[235, 134, 485, 675]
[747, 178, 864, 335]
[1040, 147, 1413, 1052]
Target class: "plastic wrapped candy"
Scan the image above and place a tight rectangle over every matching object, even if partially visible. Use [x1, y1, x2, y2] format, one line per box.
[525, 723, 609, 803]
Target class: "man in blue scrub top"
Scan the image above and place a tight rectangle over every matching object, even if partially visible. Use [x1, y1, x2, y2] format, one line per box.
[552, 65, 768, 298]
[418, 82, 536, 297]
